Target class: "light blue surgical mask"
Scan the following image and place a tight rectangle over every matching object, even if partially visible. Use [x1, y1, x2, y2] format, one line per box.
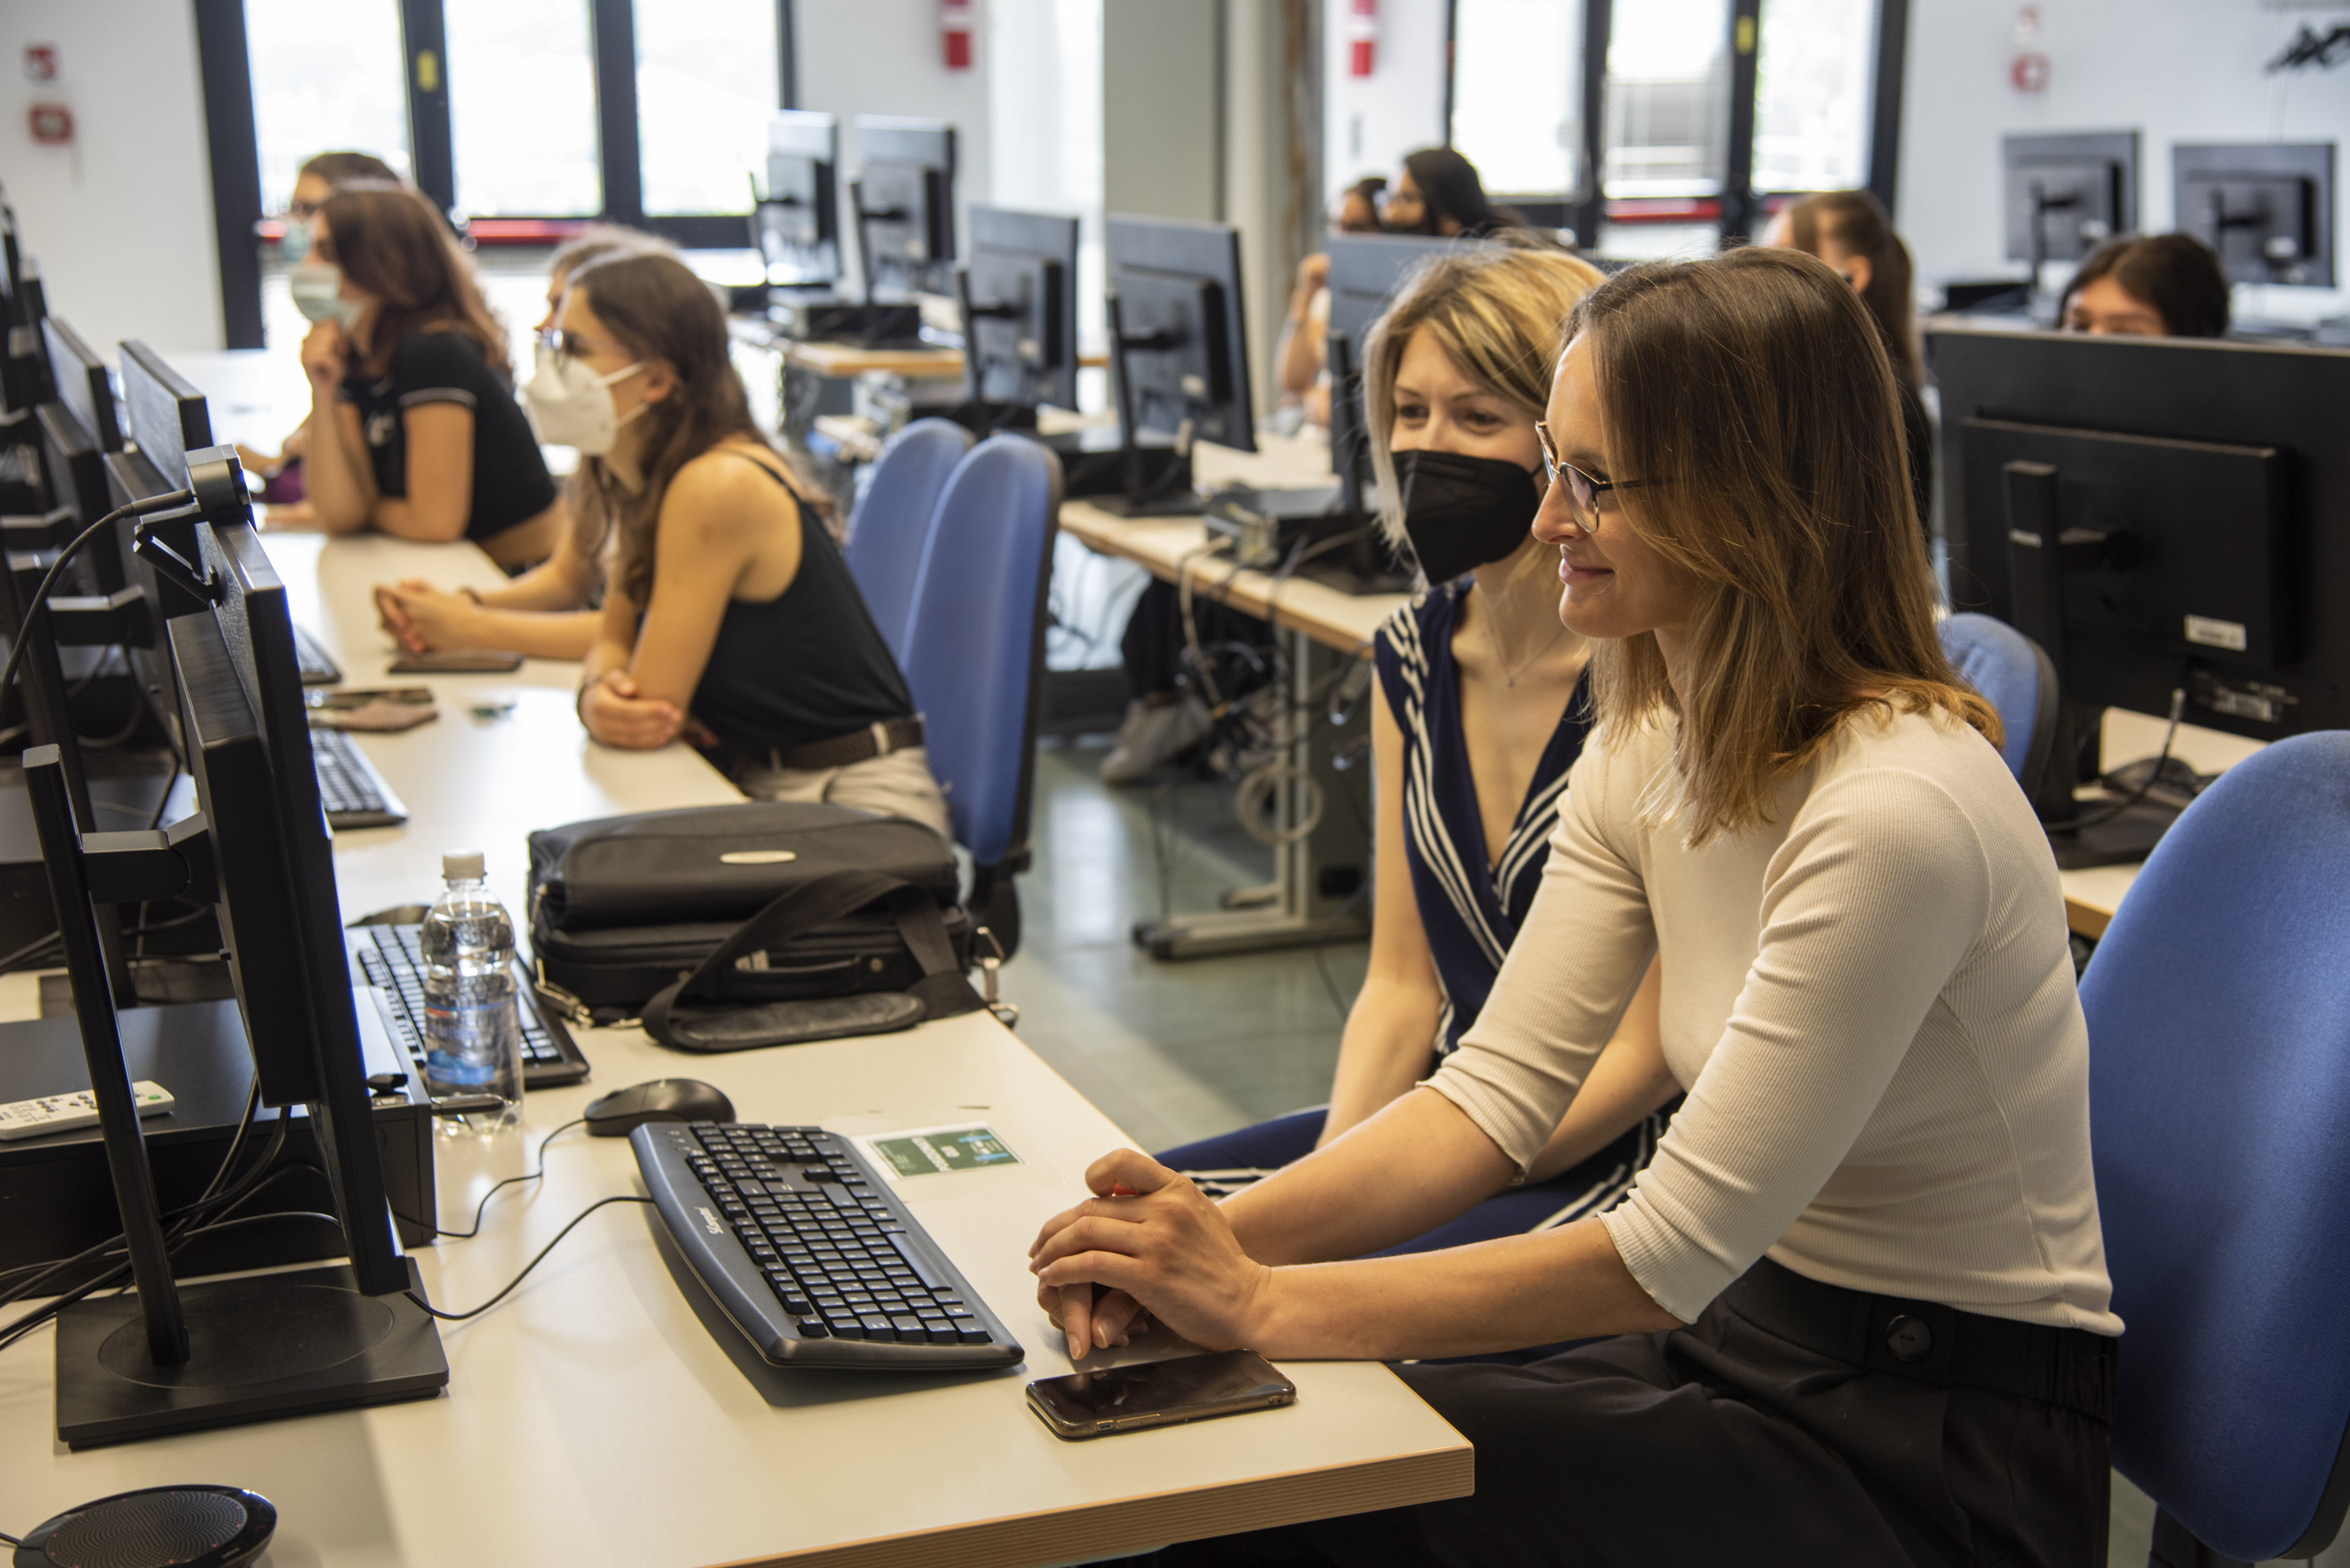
[280, 218, 312, 265]
[289, 264, 364, 331]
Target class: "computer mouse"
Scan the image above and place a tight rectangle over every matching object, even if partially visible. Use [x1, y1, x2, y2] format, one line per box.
[583, 1078, 736, 1136]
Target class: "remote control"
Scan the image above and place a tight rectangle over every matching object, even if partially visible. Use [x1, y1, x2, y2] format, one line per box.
[0, 1082, 176, 1141]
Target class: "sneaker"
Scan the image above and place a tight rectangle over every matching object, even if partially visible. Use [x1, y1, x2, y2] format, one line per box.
[1100, 695, 1215, 783]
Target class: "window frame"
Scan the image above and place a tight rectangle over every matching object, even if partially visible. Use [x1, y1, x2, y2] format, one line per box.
[197, 0, 797, 344]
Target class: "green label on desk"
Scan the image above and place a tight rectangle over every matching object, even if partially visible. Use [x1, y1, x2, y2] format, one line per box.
[872, 1126, 1019, 1177]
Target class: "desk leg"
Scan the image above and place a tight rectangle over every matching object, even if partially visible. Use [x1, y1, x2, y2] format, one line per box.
[1133, 630, 1372, 959]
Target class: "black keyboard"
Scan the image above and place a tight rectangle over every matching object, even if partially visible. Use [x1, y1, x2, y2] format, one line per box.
[347, 923, 590, 1089]
[633, 1120, 1023, 1369]
[292, 623, 342, 686]
[310, 726, 407, 828]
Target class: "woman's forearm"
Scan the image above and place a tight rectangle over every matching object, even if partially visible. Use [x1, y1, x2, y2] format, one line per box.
[483, 554, 595, 614]
[463, 608, 598, 661]
[1248, 1215, 1679, 1361]
[299, 403, 371, 533]
[1226, 1087, 1517, 1266]
[1319, 977, 1444, 1145]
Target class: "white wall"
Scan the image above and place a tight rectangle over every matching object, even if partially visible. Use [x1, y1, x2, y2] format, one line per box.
[1898, 0, 2350, 312]
[796, 0, 995, 288]
[0, 0, 222, 355]
[1322, 0, 1448, 200]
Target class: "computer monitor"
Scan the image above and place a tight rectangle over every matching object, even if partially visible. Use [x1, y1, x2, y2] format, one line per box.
[2172, 142, 2336, 290]
[852, 116, 957, 303]
[1934, 323, 2350, 863]
[957, 206, 1078, 428]
[0, 205, 23, 328]
[105, 345, 215, 734]
[33, 467, 444, 1445]
[754, 109, 841, 288]
[41, 317, 120, 454]
[1324, 234, 1496, 518]
[3, 322, 51, 416]
[2003, 131, 2140, 276]
[36, 398, 121, 593]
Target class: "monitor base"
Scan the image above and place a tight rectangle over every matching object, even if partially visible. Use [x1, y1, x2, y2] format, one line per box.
[54, 1256, 447, 1450]
[2044, 799, 2183, 870]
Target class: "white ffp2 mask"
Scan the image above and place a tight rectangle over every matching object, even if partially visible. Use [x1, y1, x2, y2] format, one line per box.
[522, 342, 646, 454]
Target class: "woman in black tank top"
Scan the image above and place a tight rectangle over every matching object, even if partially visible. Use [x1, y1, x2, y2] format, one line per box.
[564, 255, 949, 841]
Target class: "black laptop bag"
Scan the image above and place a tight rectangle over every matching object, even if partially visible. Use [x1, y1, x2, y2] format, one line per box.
[527, 803, 980, 1046]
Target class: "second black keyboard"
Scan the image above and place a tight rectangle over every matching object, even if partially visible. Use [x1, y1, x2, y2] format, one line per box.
[634, 1120, 1023, 1370]
[310, 726, 407, 829]
[348, 923, 591, 1089]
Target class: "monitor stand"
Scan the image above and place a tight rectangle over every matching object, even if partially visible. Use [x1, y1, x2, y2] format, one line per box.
[22, 743, 446, 1450]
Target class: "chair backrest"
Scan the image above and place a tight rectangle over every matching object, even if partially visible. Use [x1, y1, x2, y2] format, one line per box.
[843, 418, 972, 660]
[1937, 612, 2057, 787]
[2079, 732, 2350, 1562]
[896, 434, 1062, 870]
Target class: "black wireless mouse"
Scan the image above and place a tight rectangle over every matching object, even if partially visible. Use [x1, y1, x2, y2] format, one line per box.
[583, 1078, 736, 1136]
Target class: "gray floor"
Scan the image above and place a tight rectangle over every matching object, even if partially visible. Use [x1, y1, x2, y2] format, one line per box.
[994, 735, 2338, 1568]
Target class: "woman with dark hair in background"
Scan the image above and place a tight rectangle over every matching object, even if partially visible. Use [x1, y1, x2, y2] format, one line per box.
[1765, 190, 1934, 538]
[1381, 147, 1520, 239]
[2060, 232, 2231, 338]
[294, 181, 561, 567]
[372, 223, 679, 659]
[563, 254, 948, 839]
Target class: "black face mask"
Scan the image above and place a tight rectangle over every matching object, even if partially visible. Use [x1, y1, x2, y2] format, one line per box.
[1396, 449, 1546, 584]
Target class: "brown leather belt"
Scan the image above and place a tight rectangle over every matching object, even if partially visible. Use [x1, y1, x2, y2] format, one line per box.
[764, 715, 925, 773]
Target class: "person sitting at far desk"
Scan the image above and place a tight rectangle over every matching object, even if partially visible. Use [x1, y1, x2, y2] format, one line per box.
[563, 254, 950, 840]
[293, 181, 563, 569]
[374, 225, 678, 660]
[2059, 232, 2231, 338]
[1273, 176, 1388, 429]
[1034, 248, 2119, 1567]
[1156, 243, 1679, 1288]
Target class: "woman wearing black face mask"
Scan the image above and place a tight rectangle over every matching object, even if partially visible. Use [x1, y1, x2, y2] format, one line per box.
[1146, 245, 1680, 1299]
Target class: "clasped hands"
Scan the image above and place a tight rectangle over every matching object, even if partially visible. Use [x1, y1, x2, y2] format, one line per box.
[1028, 1148, 1276, 1362]
[575, 670, 713, 751]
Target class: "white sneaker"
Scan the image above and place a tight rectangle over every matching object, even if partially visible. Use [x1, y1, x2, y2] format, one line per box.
[1100, 696, 1214, 783]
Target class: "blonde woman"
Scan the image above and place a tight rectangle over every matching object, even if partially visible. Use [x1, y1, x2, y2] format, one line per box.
[1155, 241, 1679, 1275]
[1035, 248, 2117, 1564]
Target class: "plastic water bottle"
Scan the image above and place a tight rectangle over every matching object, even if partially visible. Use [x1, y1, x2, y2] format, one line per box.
[420, 849, 523, 1133]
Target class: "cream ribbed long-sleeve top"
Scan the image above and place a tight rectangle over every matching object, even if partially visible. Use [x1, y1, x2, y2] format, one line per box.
[1427, 707, 2123, 1334]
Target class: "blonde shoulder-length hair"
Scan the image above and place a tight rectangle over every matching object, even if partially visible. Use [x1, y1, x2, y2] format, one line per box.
[1363, 238, 1607, 562]
[1569, 246, 1996, 846]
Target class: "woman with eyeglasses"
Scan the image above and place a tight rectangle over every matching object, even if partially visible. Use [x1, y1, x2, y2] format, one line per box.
[1033, 248, 2117, 1565]
[557, 253, 949, 838]
[371, 225, 677, 660]
[1151, 241, 1679, 1297]
[293, 181, 562, 568]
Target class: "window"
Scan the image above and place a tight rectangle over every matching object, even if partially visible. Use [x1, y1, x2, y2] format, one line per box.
[989, 0, 1105, 359]
[1604, 0, 1730, 202]
[246, 0, 411, 212]
[446, 0, 602, 218]
[1450, 0, 1586, 199]
[1752, 0, 1877, 195]
[639, 0, 780, 216]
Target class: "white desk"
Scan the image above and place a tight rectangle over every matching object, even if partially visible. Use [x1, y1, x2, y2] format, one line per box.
[0, 532, 1473, 1565]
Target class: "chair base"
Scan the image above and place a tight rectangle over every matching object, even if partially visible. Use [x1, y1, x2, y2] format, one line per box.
[2151, 1507, 2252, 1568]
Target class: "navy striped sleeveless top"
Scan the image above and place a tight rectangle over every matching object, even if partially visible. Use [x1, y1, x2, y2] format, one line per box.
[1372, 580, 1594, 1060]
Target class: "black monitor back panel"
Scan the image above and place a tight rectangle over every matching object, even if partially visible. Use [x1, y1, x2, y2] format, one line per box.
[964, 206, 1077, 412]
[757, 109, 840, 286]
[2173, 141, 2335, 289]
[119, 342, 213, 491]
[1325, 234, 1490, 351]
[42, 318, 119, 453]
[855, 116, 957, 298]
[1936, 326, 2350, 740]
[2003, 130, 2140, 264]
[1106, 214, 1255, 453]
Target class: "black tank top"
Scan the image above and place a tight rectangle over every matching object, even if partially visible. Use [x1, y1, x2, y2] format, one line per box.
[688, 454, 916, 758]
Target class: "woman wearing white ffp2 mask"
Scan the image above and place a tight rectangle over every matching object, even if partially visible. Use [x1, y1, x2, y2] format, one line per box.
[562, 253, 948, 842]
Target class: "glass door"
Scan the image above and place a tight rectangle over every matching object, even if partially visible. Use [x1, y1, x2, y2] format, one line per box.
[1600, 0, 1732, 257]
[1450, 0, 1587, 213]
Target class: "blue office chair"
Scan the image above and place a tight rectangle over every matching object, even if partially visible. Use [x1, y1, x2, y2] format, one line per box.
[1937, 611, 2058, 787]
[2079, 732, 2350, 1566]
[842, 418, 972, 661]
[896, 434, 1063, 960]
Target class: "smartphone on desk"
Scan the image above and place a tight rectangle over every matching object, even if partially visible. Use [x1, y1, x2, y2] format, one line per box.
[1027, 1349, 1296, 1440]
[388, 647, 524, 674]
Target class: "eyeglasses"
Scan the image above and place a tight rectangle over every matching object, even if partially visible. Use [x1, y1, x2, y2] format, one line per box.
[537, 328, 616, 366]
[287, 199, 321, 220]
[1537, 421, 1648, 527]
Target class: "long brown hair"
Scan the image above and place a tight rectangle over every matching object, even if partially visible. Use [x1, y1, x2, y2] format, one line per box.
[1780, 190, 1922, 389]
[1568, 247, 1996, 846]
[317, 181, 508, 381]
[564, 253, 836, 605]
[1364, 241, 1605, 563]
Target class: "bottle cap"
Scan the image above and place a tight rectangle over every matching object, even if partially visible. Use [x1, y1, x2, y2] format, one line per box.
[442, 849, 486, 881]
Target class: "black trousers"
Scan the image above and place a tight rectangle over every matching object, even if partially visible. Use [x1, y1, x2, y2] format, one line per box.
[1139, 1258, 2116, 1568]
